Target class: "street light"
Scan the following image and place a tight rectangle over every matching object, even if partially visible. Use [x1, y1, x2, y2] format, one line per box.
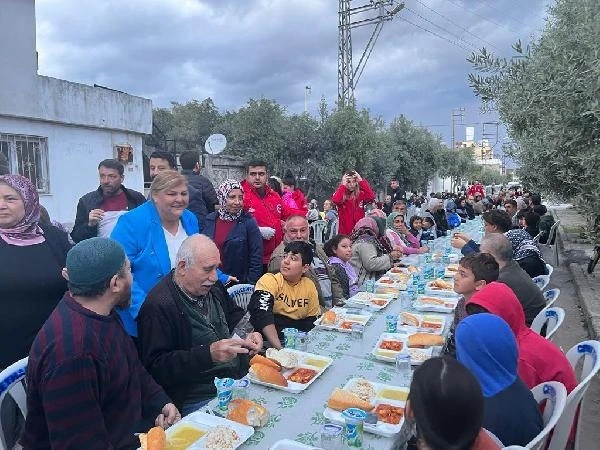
[304, 85, 312, 113]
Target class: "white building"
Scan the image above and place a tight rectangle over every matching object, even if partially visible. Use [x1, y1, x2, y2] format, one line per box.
[0, 0, 151, 224]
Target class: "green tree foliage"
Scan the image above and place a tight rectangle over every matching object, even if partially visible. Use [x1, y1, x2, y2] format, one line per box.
[149, 97, 459, 202]
[468, 0, 600, 236]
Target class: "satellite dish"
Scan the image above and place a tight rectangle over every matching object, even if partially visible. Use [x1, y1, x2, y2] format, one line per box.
[205, 134, 227, 155]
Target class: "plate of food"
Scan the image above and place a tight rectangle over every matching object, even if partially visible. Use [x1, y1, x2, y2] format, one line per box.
[443, 264, 459, 278]
[313, 307, 372, 332]
[246, 349, 333, 393]
[398, 311, 446, 335]
[375, 276, 407, 291]
[413, 295, 458, 313]
[371, 333, 433, 365]
[425, 278, 458, 297]
[385, 268, 412, 283]
[324, 378, 409, 438]
[137, 411, 254, 450]
[345, 292, 395, 310]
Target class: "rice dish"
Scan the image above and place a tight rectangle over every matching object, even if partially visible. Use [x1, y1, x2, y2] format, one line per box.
[203, 426, 240, 450]
[348, 379, 376, 402]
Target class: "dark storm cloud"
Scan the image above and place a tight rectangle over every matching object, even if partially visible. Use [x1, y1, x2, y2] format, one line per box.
[36, 0, 549, 142]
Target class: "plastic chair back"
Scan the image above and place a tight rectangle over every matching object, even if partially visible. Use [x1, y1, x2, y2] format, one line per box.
[532, 274, 550, 290]
[530, 307, 565, 340]
[0, 357, 28, 449]
[548, 340, 600, 450]
[543, 288, 560, 308]
[547, 220, 560, 246]
[310, 220, 327, 245]
[227, 284, 255, 311]
[545, 263, 554, 277]
[528, 381, 567, 449]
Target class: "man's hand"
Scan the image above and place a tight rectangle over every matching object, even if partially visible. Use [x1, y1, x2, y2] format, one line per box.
[451, 236, 467, 250]
[209, 338, 250, 363]
[88, 209, 105, 227]
[244, 332, 263, 355]
[155, 403, 181, 428]
[452, 232, 470, 243]
[226, 275, 239, 285]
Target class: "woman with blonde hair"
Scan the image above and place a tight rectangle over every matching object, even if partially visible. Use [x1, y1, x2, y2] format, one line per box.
[112, 170, 227, 336]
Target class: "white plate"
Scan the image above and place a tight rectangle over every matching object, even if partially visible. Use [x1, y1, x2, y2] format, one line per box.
[397, 312, 446, 335]
[323, 378, 409, 438]
[375, 277, 407, 291]
[313, 307, 372, 332]
[413, 295, 458, 313]
[161, 411, 254, 450]
[345, 292, 395, 310]
[269, 439, 324, 450]
[371, 332, 433, 365]
[247, 349, 333, 393]
[425, 280, 458, 297]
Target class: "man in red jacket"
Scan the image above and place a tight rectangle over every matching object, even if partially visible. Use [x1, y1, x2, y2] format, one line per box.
[241, 161, 305, 272]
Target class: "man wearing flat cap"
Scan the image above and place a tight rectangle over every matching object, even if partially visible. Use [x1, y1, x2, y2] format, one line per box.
[22, 237, 180, 449]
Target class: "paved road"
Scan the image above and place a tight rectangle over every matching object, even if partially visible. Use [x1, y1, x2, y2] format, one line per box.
[544, 205, 600, 448]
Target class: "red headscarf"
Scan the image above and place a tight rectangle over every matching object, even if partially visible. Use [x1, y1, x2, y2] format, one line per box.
[0, 174, 45, 246]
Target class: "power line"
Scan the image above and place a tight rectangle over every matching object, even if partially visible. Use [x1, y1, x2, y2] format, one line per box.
[445, 0, 520, 35]
[479, 0, 530, 28]
[404, 6, 479, 52]
[414, 0, 500, 51]
[397, 16, 472, 52]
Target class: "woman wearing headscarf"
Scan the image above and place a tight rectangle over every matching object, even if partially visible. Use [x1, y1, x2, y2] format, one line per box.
[203, 179, 263, 284]
[0, 175, 71, 448]
[349, 217, 401, 286]
[505, 229, 546, 277]
[465, 282, 577, 393]
[407, 356, 501, 450]
[385, 211, 428, 255]
[0, 175, 71, 370]
[456, 313, 543, 447]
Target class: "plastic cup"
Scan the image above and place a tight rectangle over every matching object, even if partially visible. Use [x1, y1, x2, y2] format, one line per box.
[321, 424, 343, 449]
[214, 377, 235, 411]
[342, 408, 367, 448]
[385, 315, 398, 333]
[282, 328, 298, 349]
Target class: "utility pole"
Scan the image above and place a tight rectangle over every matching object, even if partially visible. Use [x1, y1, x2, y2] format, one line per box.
[304, 85, 311, 114]
[451, 107, 465, 150]
[338, 1, 405, 106]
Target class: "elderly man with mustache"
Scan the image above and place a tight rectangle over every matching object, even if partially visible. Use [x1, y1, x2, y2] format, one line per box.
[137, 234, 263, 416]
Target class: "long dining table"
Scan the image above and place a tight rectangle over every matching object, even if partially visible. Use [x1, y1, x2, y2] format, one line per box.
[206, 219, 484, 450]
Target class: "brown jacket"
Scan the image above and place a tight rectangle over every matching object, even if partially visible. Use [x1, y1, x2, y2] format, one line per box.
[268, 240, 344, 307]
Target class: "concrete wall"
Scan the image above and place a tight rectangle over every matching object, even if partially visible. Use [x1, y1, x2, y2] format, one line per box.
[0, 115, 145, 225]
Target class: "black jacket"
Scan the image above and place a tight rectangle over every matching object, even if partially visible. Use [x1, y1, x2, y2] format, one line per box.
[70, 186, 146, 243]
[181, 170, 218, 226]
[137, 274, 246, 409]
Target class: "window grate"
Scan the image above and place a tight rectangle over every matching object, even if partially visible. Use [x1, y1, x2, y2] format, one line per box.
[0, 134, 49, 193]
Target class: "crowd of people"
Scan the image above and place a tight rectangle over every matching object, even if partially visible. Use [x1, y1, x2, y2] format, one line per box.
[0, 156, 569, 449]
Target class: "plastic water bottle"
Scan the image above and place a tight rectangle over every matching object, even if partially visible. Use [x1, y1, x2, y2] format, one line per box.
[395, 351, 412, 387]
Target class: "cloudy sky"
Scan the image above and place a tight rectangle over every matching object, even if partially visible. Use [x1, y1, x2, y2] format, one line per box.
[35, 0, 550, 146]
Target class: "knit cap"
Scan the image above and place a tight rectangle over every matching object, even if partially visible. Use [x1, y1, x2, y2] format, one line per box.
[66, 237, 126, 288]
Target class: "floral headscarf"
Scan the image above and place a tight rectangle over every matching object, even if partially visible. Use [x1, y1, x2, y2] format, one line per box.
[0, 174, 45, 246]
[505, 229, 544, 261]
[386, 211, 410, 246]
[216, 179, 243, 222]
[351, 217, 393, 254]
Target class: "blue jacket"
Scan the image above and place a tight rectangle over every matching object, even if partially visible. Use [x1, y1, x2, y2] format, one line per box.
[110, 201, 227, 336]
[203, 211, 263, 284]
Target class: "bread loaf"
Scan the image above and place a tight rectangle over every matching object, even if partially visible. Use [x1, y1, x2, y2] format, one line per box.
[408, 333, 445, 348]
[249, 363, 288, 387]
[327, 388, 374, 412]
[227, 399, 270, 427]
[400, 312, 420, 327]
[250, 354, 281, 371]
[265, 348, 298, 368]
[138, 426, 166, 450]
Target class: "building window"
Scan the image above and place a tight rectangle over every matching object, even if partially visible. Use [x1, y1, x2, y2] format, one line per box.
[0, 134, 50, 193]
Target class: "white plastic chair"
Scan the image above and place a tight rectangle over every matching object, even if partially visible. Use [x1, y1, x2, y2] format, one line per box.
[530, 307, 565, 340]
[532, 274, 550, 291]
[329, 218, 339, 239]
[543, 288, 560, 308]
[227, 284, 255, 310]
[545, 263, 554, 277]
[310, 220, 327, 245]
[0, 357, 28, 450]
[543, 220, 561, 266]
[527, 381, 567, 449]
[547, 340, 600, 450]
